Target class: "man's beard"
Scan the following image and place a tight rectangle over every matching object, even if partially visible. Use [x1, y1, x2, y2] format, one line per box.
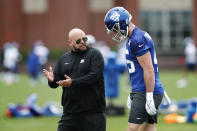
[72, 44, 87, 52]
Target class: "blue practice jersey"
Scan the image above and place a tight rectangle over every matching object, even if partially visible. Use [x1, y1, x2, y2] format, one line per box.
[125, 27, 164, 94]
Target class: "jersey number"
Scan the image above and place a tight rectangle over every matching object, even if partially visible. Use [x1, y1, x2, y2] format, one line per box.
[126, 60, 135, 73]
[126, 50, 158, 73]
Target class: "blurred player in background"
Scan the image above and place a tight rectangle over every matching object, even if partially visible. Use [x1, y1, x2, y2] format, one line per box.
[27, 44, 41, 86]
[27, 41, 50, 86]
[86, 34, 111, 62]
[177, 37, 197, 88]
[3, 42, 21, 85]
[33, 40, 49, 69]
[104, 7, 164, 131]
[86, 34, 96, 47]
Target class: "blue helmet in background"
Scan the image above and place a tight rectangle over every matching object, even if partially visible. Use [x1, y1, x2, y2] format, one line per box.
[104, 7, 132, 42]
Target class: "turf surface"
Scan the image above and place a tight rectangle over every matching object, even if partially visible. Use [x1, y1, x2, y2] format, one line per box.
[0, 70, 197, 131]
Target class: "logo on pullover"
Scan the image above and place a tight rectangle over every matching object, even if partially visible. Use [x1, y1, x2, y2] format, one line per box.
[80, 59, 84, 63]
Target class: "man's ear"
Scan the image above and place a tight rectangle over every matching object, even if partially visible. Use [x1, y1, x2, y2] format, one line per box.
[68, 40, 72, 46]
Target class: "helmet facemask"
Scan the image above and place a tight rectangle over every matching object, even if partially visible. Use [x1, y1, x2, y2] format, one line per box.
[107, 23, 128, 42]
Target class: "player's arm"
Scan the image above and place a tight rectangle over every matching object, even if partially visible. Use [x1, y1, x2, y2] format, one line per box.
[137, 51, 155, 92]
[137, 51, 156, 116]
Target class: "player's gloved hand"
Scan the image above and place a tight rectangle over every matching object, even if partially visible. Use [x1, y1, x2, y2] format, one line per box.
[126, 95, 132, 109]
[146, 92, 156, 116]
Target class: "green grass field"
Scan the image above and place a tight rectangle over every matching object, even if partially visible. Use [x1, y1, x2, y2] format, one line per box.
[0, 70, 197, 131]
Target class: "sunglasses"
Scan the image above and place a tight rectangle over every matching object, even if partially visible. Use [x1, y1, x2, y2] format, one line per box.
[75, 37, 88, 44]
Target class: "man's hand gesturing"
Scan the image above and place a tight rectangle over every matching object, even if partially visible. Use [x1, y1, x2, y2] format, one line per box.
[56, 75, 72, 87]
[43, 66, 54, 82]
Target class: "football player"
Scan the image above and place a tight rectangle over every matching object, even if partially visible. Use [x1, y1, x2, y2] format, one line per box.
[104, 7, 165, 131]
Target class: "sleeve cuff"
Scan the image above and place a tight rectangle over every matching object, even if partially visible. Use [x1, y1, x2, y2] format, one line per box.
[48, 81, 58, 88]
[136, 49, 149, 57]
[71, 79, 77, 86]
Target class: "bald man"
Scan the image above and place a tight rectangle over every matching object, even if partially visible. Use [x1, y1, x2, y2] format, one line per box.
[43, 28, 106, 131]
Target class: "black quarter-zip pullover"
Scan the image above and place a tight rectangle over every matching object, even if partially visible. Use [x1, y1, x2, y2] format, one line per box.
[49, 47, 106, 113]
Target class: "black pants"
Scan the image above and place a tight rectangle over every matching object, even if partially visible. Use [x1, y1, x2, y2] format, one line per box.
[58, 112, 106, 131]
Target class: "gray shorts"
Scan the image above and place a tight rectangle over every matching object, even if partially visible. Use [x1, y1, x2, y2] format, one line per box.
[128, 92, 163, 124]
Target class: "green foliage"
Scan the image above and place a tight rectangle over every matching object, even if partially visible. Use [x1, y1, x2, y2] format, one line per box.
[0, 70, 197, 131]
[20, 48, 30, 62]
[49, 48, 65, 60]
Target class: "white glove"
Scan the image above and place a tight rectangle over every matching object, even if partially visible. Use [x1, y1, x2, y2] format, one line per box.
[127, 95, 132, 109]
[146, 92, 156, 116]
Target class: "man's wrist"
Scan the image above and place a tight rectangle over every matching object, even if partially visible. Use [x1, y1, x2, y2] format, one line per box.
[48, 80, 54, 83]
[146, 92, 153, 100]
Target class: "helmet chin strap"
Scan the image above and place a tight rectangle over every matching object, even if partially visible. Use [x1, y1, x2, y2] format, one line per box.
[126, 26, 129, 37]
[120, 26, 129, 41]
